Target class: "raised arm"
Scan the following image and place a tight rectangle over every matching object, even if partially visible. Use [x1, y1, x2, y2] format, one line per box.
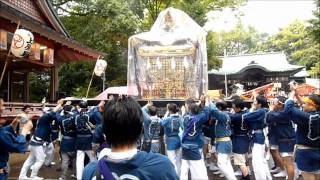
[0, 117, 33, 153]
[141, 101, 152, 120]
[242, 108, 265, 122]
[285, 88, 310, 124]
[208, 101, 227, 122]
[52, 99, 64, 112]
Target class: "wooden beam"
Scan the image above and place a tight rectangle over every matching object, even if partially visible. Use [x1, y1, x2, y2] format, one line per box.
[24, 72, 29, 102]
[49, 67, 55, 101]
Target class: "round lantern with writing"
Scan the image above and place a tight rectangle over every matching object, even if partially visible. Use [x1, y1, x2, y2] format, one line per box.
[10, 29, 34, 58]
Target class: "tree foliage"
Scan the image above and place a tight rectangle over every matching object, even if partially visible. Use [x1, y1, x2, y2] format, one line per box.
[126, 0, 246, 30]
[308, 0, 320, 43]
[206, 22, 267, 70]
[308, 0, 320, 77]
[172, 0, 245, 26]
[219, 23, 266, 56]
[52, 0, 139, 97]
[29, 72, 50, 102]
[258, 20, 320, 72]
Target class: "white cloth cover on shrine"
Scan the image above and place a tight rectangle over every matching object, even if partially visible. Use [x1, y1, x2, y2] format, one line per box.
[127, 7, 208, 99]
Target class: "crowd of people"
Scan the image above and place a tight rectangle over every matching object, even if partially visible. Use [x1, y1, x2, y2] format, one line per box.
[0, 84, 319, 180]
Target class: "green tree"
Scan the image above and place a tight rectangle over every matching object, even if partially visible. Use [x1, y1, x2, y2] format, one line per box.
[307, 0, 320, 76]
[29, 72, 50, 102]
[126, 0, 246, 31]
[308, 0, 320, 43]
[310, 62, 320, 78]
[207, 32, 223, 69]
[206, 22, 266, 69]
[259, 20, 320, 70]
[172, 0, 245, 26]
[52, 0, 139, 97]
[219, 23, 264, 56]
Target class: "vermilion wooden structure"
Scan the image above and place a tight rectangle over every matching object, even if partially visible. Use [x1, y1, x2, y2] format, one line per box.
[0, 0, 104, 103]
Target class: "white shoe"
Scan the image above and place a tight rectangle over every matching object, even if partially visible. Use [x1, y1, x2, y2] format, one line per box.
[234, 169, 242, 176]
[294, 170, 300, 180]
[70, 174, 77, 179]
[213, 170, 222, 175]
[273, 170, 287, 178]
[219, 172, 224, 178]
[209, 164, 220, 171]
[270, 167, 281, 173]
[30, 176, 44, 180]
[18, 176, 30, 180]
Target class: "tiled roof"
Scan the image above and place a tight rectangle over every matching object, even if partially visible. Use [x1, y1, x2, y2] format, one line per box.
[208, 52, 303, 75]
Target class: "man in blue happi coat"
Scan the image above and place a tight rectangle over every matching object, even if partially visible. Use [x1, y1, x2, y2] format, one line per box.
[0, 117, 33, 180]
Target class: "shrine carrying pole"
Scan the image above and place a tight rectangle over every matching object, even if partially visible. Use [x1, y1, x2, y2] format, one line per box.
[0, 21, 20, 87]
[86, 55, 100, 98]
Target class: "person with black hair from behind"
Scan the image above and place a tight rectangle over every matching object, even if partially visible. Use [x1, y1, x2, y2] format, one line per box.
[55, 104, 77, 180]
[180, 98, 209, 180]
[267, 97, 286, 177]
[82, 96, 178, 180]
[141, 101, 162, 153]
[75, 100, 103, 180]
[285, 85, 320, 180]
[207, 98, 236, 180]
[199, 95, 213, 168]
[160, 103, 183, 176]
[242, 93, 272, 180]
[229, 98, 250, 180]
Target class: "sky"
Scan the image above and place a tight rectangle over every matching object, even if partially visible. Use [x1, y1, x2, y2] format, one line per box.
[205, 0, 317, 34]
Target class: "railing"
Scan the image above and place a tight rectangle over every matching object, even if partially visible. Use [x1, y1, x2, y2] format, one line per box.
[0, 102, 57, 124]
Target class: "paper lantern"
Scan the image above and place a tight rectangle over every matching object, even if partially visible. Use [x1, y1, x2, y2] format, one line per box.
[43, 48, 54, 64]
[10, 29, 34, 58]
[94, 59, 107, 76]
[30, 43, 40, 60]
[0, 29, 7, 50]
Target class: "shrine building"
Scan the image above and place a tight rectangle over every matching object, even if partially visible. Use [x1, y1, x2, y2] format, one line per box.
[208, 52, 307, 94]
